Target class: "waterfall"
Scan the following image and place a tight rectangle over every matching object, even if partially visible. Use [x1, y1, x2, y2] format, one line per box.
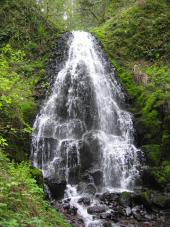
[31, 31, 140, 226]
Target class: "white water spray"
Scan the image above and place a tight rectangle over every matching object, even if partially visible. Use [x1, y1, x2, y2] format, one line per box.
[31, 31, 140, 226]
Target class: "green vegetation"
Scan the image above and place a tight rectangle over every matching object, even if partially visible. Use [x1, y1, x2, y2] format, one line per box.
[0, 0, 170, 224]
[0, 0, 70, 225]
[0, 0, 63, 161]
[93, 0, 170, 187]
[0, 151, 70, 226]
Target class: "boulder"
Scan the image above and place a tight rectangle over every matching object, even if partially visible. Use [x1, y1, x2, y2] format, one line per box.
[119, 191, 132, 207]
[87, 205, 108, 215]
[125, 207, 132, 216]
[44, 179, 66, 200]
[90, 169, 103, 186]
[85, 183, 97, 195]
[78, 197, 91, 206]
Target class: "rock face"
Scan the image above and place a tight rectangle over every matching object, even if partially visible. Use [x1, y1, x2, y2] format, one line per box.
[31, 31, 141, 206]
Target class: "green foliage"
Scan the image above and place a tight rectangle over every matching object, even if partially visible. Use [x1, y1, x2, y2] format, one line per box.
[0, 151, 70, 227]
[0, 137, 8, 148]
[0, 0, 64, 161]
[0, 0, 62, 54]
[94, 0, 170, 185]
[151, 164, 170, 185]
[94, 0, 170, 63]
[142, 145, 161, 166]
[0, 44, 39, 160]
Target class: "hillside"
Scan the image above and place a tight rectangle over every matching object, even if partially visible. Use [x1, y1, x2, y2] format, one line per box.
[0, 152, 70, 226]
[0, 0, 63, 161]
[0, 0, 70, 226]
[94, 0, 170, 188]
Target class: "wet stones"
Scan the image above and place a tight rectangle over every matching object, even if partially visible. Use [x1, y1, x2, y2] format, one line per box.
[79, 131, 102, 173]
[90, 169, 103, 186]
[119, 192, 132, 207]
[85, 183, 97, 195]
[125, 206, 132, 216]
[87, 205, 108, 214]
[54, 189, 170, 227]
[44, 180, 66, 200]
[78, 197, 91, 206]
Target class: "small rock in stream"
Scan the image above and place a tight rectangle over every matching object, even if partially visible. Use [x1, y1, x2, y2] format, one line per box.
[125, 206, 132, 216]
[87, 205, 108, 214]
[78, 197, 91, 206]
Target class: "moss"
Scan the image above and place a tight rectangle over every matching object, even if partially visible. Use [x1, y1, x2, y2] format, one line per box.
[30, 167, 43, 186]
[94, 0, 170, 182]
[151, 168, 167, 185]
[142, 145, 161, 166]
[142, 191, 151, 202]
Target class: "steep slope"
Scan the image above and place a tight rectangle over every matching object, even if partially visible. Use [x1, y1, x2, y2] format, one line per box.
[0, 0, 63, 161]
[0, 152, 70, 226]
[94, 0, 170, 188]
[0, 0, 70, 226]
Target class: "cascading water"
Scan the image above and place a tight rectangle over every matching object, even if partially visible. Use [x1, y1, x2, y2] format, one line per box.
[31, 31, 141, 226]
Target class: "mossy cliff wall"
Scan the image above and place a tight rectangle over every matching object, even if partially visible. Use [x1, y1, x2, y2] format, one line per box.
[93, 0, 170, 189]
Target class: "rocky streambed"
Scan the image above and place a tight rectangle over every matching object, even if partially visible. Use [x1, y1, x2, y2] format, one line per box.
[53, 188, 170, 227]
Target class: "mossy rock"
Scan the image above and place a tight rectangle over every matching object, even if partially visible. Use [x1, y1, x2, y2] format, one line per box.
[151, 192, 170, 209]
[132, 189, 170, 209]
[30, 166, 43, 186]
[119, 192, 132, 207]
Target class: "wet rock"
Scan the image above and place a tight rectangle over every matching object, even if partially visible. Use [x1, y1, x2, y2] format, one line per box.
[119, 191, 132, 207]
[132, 205, 140, 213]
[78, 197, 91, 206]
[65, 205, 78, 216]
[79, 132, 102, 172]
[44, 180, 66, 200]
[165, 183, 170, 193]
[151, 192, 170, 209]
[100, 213, 108, 219]
[90, 169, 103, 186]
[132, 206, 143, 221]
[125, 207, 132, 216]
[63, 198, 71, 203]
[144, 214, 152, 221]
[100, 212, 112, 220]
[100, 192, 120, 204]
[81, 173, 94, 183]
[63, 203, 70, 210]
[102, 221, 112, 227]
[85, 183, 96, 195]
[77, 182, 87, 193]
[87, 205, 108, 214]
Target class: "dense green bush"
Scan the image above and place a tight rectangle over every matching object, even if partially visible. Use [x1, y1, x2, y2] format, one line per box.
[0, 151, 70, 227]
